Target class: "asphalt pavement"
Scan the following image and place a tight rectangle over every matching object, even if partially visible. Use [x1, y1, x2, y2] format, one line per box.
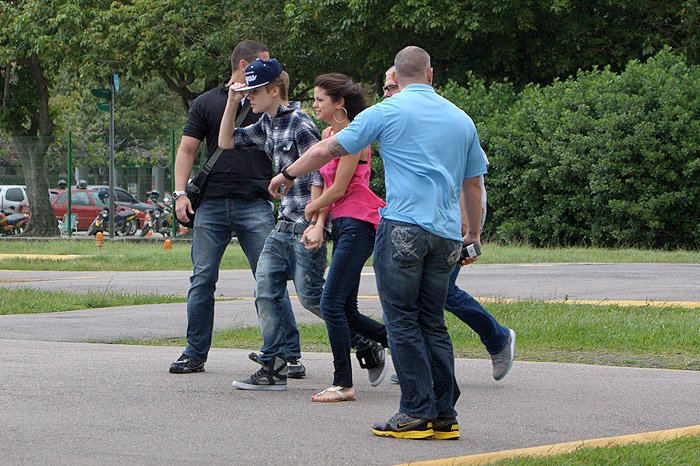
[1, 264, 699, 465]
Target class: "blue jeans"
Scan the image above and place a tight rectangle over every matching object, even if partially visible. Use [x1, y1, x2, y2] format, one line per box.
[374, 219, 462, 420]
[255, 223, 327, 363]
[446, 265, 510, 354]
[183, 198, 295, 361]
[322, 217, 388, 388]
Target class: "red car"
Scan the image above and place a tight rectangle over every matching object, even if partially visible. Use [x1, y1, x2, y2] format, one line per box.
[51, 188, 151, 230]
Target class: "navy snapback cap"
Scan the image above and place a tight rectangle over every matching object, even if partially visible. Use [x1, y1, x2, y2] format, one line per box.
[237, 58, 283, 92]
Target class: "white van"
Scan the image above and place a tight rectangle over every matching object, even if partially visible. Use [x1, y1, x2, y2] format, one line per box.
[0, 185, 29, 214]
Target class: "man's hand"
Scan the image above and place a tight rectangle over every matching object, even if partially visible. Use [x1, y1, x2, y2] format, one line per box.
[227, 82, 246, 102]
[175, 196, 195, 224]
[268, 173, 294, 199]
[459, 232, 481, 266]
[300, 224, 324, 250]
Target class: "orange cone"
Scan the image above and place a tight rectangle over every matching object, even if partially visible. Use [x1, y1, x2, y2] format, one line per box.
[96, 232, 104, 252]
[164, 239, 172, 250]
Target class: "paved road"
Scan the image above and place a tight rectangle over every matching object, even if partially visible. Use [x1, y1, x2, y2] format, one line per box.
[2, 263, 699, 302]
[2, 341, 699, 466]
[1, 264, 699, 465]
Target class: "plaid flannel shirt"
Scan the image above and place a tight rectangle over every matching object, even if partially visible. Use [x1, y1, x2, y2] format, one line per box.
[233, 102, 323, 224]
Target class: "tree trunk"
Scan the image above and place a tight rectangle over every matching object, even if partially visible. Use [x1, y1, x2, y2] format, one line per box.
[14, 54, 59, 236]
[13, 136, 60, 236]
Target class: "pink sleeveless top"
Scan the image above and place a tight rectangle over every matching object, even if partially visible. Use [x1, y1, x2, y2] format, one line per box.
[319, 131, 386, 228]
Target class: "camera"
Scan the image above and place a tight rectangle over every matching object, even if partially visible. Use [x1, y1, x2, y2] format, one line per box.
[459, 243, 481, 261]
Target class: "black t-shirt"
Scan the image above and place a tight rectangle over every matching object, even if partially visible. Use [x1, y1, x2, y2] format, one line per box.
[182, 83, 272, 200]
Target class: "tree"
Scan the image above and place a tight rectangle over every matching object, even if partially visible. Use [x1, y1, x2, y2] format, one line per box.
[283, 0, 700, 89]
[93, 0, 293, 113]
[0, 0, 97, 235]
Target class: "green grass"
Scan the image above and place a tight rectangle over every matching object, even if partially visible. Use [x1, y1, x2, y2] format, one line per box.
[485, 433, 700, 465]
[0, 239, 699, 271]
[0, 287, 186, 315]
[120, 300, 700, 371]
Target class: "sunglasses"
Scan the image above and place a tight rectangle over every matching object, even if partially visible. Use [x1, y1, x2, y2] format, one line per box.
[383, 84, 399, 92]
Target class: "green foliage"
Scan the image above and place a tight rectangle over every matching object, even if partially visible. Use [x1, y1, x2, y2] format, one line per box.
[283, 0, 700, 90]
[444, 49, 700, 249]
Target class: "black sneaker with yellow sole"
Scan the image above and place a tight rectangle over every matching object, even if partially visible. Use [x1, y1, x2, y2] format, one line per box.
[432, 417, 460, 440]
[372, 412, 434, 439]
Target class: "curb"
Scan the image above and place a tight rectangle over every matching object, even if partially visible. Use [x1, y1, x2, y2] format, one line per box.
[394, 424, 700, 466]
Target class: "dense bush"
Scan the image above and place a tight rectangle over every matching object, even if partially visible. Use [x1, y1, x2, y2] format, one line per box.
[442, 49, 700, 249]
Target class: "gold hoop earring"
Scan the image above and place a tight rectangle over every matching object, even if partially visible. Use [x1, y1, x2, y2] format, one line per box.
[333, 107, 348, 123]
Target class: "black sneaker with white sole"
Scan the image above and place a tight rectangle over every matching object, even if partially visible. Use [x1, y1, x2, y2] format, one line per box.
[356, 342, 388, 387]
[169, 355, 205, 373]
[232, 353, 287, 391]
[286, 357, 306, 378]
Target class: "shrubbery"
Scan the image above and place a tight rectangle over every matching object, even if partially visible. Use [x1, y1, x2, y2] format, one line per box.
[442, 49, 700, 249]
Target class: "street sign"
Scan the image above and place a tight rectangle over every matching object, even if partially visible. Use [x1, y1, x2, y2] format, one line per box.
[113, 74, 120, 93]
[97, 102, 110, 111]
[91, 88, 110, 99]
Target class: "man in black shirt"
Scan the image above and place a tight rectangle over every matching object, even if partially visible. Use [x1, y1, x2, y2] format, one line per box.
[169, 40, 300, 375]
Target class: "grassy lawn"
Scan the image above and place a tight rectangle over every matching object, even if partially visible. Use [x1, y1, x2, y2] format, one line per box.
[0, 287, 185, 315]
[119, 300, 699, 371]
[0, 239, 699, 271]
[486, 433, 700, 465]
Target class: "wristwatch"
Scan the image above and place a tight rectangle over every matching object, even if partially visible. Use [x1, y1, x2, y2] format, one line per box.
[173, 190, 187, 200]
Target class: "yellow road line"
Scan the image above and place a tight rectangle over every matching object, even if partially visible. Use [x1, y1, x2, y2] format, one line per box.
[213, 295, 700, 308]
[394, 425, 700, 466]
[476, 297, 700, 308]
[0, 254, 82, 260]
[0, 275, 104, 283]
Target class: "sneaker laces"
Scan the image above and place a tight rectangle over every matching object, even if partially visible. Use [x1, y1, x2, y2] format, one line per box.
[249, 366, 271, 383]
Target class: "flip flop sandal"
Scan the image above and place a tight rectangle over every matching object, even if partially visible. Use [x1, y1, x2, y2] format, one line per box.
[311, 386, 356, 403]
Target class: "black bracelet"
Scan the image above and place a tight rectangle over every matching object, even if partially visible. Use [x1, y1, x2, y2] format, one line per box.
[281, 166, 296, 180]
[309, 220, 317, 225]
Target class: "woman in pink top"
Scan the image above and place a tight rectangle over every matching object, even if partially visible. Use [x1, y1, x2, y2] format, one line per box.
[303, 74, 388, 403]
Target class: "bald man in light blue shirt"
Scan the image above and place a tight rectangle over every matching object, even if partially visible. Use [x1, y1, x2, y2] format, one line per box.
[268, 46, 485, 440]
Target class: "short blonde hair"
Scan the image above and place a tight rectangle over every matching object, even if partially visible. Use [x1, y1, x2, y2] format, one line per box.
[264, 71, 289, 100]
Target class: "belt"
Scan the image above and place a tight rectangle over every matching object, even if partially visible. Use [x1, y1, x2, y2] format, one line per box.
[275, 220, 308, 234]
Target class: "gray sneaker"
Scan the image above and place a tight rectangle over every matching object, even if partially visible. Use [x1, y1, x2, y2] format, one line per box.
[491, 329, 516, 381]
[232, 353, 287, 390]
[357, 342, 388, 387]
[389, 373, 399, 384]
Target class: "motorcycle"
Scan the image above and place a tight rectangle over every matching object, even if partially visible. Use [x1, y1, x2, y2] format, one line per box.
[86, 190, 141, 236]
[0, 209, 29, 235]
[139, 190, 173, 237]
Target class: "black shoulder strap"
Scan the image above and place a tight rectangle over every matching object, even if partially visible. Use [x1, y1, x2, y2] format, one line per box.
[200, 101, 251, 176]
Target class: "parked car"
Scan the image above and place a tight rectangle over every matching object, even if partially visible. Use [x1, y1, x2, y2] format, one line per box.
[51, 187, 152, 230]
[0, 185, 29, 214]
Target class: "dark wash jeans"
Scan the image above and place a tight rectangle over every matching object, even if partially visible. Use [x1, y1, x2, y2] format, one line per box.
[321, 217, 388, 388]
[183, 198, 296, 361]
[374, 219, 462, 420]
[446, 265, 510, 354]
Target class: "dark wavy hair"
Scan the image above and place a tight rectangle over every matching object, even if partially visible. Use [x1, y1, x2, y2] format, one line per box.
[313, 73, 367, 121]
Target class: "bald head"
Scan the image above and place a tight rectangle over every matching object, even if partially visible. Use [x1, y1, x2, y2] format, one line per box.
[394, 46, 432, 86]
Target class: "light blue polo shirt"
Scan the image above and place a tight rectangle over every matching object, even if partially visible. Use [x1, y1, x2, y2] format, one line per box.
[335, 84, 486, 241]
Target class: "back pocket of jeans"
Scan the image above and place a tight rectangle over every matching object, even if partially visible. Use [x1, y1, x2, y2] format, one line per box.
[390, 224, 425, 266]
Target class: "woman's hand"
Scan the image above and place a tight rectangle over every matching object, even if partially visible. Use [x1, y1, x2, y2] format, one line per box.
[304, 201, 320, 222]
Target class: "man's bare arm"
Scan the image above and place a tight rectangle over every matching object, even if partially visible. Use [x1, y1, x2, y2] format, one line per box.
[173, 135, 200, 222]
[268, 135, 346, 197]
[328, 139, 350, 158]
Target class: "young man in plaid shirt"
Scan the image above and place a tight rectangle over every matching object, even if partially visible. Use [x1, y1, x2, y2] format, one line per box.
[219, 58, 380, 390]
